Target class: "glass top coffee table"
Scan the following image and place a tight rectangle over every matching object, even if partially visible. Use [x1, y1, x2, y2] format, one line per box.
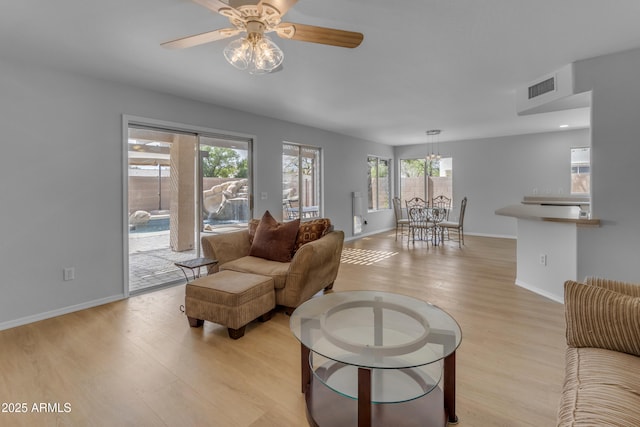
[290, 291, 462, 427]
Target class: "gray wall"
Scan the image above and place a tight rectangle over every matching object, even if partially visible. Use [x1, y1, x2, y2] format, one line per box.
[574, 47, 640, 282]
[0, 57, 393, 328]
[394, 129, 590, 237]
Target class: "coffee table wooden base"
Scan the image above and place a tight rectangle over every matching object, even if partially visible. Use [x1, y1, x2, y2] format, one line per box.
[304, 374, 446, 427]
[300, 344, 456, 426]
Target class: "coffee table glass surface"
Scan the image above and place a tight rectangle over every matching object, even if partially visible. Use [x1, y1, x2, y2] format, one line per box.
[290, 291, 461, 404]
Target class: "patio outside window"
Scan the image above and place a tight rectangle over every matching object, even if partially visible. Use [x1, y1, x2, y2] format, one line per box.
[282, 143, 321, 221]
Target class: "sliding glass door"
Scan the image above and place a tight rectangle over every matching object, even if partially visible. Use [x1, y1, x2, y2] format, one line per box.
[282, 143, 321, 221]
[127, 123, 252, 294]
[199, 135, 251, 236]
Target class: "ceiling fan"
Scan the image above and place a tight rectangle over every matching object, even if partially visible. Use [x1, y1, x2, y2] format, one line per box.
[162, 0, 364, 74]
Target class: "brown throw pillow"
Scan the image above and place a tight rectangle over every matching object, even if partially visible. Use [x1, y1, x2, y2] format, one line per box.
[250, 211, 300, 262]
[564, 280, 640, 356]
[248, 218, 261, 244]
[294, 218, 332, 253]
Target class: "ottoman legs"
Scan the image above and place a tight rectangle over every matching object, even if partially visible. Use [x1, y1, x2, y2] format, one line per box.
[227, 326, 246, 339]
[188, 316, 204, 327]
[187, 310, 272, 340]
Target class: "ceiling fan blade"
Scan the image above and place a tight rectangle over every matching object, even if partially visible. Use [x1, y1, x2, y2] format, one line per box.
[192, 0, 241, 19]
[259, 0, 298, 16]
[276, 23, 363, 48]
[161, 28, 241, 49]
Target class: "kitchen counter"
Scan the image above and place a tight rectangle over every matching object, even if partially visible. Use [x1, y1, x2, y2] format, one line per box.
[495, 204, 599, 226]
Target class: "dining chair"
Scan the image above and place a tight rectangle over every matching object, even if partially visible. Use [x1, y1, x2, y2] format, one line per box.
[405, 196, 428, 211]
[431, 195, 452, 219]
[407, 206, 436, 246]
[286, 199, 300, 220]
[392, 197, 409, 241]
[439, 196, 467, 248]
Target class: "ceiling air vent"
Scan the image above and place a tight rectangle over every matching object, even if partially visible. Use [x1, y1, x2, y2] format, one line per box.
[516, 64, 589, 115]
[528, 77, 555, 99]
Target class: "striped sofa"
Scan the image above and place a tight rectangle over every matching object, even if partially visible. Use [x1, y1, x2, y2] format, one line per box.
[557, 278, 640, 426]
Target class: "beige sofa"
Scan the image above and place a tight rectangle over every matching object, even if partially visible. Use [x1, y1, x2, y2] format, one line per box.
[557, 277, 640, 426]
[201, 226, 344, 311]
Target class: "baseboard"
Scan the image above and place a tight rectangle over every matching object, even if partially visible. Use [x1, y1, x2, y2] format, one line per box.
[515, 279, 563, 304]
[0, 294, 126, 332]
[345, 227, 395, 242]
[465, 231, 516, 239]
[346, 228, 516, 242]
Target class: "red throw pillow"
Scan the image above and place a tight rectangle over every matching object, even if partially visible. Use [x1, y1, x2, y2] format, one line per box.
[250, 211, 300, 262]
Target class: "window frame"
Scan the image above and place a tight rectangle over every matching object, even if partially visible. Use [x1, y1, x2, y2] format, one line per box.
[570, 147, 591, 195]
[282, 142, 322, 221]
[367, 155, 391, 212]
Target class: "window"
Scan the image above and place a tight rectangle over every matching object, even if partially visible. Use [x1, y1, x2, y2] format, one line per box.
[282, 143, 321, 221]
[368, 156, 391, 211]
[571, 147, 590, 194]
[399, 157, 453, 205]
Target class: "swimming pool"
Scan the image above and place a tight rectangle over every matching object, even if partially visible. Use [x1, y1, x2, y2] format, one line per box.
[129, 217, 170, 234]
[129, 217, 246, 233]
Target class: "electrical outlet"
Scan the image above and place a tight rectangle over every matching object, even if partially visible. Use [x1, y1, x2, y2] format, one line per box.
[538, 254, 547, 266]
[63, 267, 75, 281]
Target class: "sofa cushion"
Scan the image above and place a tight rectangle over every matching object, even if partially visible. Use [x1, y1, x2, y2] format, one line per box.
[250, 210, 300, 262]
[220, 256, 290, 289]
[294, 218, 332, 253]
[565, 280, 640, 356]
[557, 347, 640, 426]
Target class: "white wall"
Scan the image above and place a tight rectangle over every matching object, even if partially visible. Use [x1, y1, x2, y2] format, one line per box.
[0, 57, 393, 329]
[574, 47, 640, 282]
[393, 129, 590, 238]
[515, 219, 577, 303]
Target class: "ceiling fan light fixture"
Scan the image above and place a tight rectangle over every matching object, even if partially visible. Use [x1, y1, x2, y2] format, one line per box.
[250, 35, 284, 74]
[223, 37, 253, 70]
[223, 32, 283, 74]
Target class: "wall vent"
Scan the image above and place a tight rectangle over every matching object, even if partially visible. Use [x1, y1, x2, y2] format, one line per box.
[528, 77, 555, 99]
[516, 64, 589, 115]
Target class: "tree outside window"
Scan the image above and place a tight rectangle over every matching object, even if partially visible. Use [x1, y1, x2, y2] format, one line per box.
[201, 146, 248, 178]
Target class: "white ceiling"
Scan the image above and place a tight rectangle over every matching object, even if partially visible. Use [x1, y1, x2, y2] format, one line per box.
[3, 0, 640, 145]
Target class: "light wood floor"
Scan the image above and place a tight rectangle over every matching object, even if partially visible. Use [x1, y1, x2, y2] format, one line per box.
[0, 232, 566, 427]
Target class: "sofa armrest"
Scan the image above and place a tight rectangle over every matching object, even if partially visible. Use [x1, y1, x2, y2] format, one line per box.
[564, 280, 640, 356]
[201, 230, 251, 274]
[281, 230, 345, 308]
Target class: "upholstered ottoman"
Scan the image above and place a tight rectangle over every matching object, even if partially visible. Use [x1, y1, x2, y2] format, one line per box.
[185, 270, 275, 339]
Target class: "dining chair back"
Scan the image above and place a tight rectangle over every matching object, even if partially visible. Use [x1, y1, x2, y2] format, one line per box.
[440, 196, 467, 248]
[405, 196, 428, 211]
[407, 206, 435, 246]
[432, 195, 452, 219]
[392, 197, 409, 241]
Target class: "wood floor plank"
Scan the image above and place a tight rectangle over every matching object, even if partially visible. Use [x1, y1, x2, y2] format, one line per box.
[0, 233, 566, 426]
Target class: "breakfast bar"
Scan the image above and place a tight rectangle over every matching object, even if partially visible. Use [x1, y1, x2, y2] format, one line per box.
[495, 199, 599, 302]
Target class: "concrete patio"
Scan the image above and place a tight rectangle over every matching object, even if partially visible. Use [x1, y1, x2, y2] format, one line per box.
[128, 225, 245, 293]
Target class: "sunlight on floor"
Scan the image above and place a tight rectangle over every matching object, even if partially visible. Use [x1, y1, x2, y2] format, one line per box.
[340, 248, 398, 266]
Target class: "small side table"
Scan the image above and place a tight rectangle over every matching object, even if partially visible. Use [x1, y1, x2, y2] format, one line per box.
[174, 258, 218, 283]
